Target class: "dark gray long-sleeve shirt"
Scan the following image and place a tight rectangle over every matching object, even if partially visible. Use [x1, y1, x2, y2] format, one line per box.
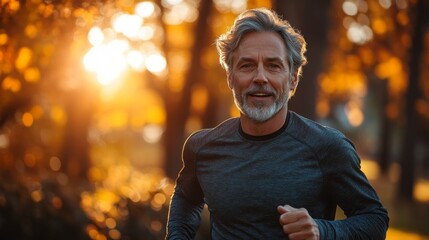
[167, 111, 389, 239]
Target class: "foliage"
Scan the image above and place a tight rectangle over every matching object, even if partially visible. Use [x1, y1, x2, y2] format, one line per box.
[317, 0, 421, 127]
[1, 0, 428, 239]
[0, 0, 171, 239]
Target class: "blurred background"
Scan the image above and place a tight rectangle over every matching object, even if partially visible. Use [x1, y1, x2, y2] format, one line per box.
[1, 0, 428, 239]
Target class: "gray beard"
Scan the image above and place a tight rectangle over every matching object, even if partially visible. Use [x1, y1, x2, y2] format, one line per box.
[232, 89, 288, 123]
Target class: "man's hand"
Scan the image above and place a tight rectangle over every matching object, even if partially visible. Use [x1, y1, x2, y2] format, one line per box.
[277, 205, 320, 240]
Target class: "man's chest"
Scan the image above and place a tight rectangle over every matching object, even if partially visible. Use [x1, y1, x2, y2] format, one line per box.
[195, 143, 324, 219]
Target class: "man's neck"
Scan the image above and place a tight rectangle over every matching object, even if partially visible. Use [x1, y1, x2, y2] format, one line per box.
[240, 108, 288, 136]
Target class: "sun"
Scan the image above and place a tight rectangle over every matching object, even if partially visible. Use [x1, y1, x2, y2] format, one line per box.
[82, 1, 166, 86]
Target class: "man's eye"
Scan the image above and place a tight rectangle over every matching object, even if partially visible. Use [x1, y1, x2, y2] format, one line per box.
[267, 63, 281, 70]
[240, 64, 253, 69]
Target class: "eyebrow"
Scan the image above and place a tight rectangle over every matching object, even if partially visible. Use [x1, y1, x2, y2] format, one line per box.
[236, 56, 285, 63]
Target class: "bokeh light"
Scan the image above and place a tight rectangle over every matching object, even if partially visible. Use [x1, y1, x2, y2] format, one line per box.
[1, 1, 428, 240]
[135, 1, 157, 18]
[145, 53, 167, 74]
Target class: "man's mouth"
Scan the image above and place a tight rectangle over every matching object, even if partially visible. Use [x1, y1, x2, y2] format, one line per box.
[248, 92, 273, 98]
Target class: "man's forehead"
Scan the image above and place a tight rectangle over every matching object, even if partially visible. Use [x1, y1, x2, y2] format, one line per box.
[233, 46, 287, 63]
[233, 32, 287, 58]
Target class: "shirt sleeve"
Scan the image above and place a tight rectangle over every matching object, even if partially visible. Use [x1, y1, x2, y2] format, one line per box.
[316, 131, 389, 240]
[166, 133, 205, 239]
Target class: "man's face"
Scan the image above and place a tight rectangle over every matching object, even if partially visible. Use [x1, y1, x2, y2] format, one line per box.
[228, 31, 297, 123]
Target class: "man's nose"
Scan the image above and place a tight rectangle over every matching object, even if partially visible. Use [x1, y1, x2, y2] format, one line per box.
[253, 64, 268, 83]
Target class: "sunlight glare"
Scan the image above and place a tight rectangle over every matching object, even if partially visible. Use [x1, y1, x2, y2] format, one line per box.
[214, 0, 247, 13]
[142, 124, 163, 143]
[108, 39, 130, 53]
[345, 101, 364, 127]
[88, 27, 104, 46]
[0, 134, 9, 148]
[163, 2, 198, 25]
[145, 53, 167, 74]
[231, 0, 247, 14]
[83, 46, 104, 72]
[162, 0, 183, 6]
[127, 50, 146, 71]
[83, 41, 129, 85]
[347, 22, 373, 44]
[135, 1, 156, 18]
[343, 1, 358, 16]
[138, 25, 155, 40]
[379, 0, 392, 9]
[112, 13, 143, 39]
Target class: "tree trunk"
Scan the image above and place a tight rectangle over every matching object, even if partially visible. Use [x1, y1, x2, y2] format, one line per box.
[61, 87, 94, 182]
[397, 0, 427, 201]
[378, 79, 391, 174]
[274, 0, 332, 120]
[163, 0, 213, 179]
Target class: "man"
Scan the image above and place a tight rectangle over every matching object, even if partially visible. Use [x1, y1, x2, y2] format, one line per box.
[166, 8, 389, 239]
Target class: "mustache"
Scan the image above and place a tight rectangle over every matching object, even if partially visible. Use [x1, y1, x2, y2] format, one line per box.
[244, 86, 276, 95]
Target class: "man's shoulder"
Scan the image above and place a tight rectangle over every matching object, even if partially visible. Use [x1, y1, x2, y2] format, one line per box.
[288, 111, 346, 145]
[186, 117, 239, 146]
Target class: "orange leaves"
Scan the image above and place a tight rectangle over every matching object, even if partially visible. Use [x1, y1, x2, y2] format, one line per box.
[1, 76, 21, 92]
[37, 1, 54, 18]
[2, 0, 20, 14]
[191, 84, 208, 114]
[0, 33, 8, 45]
[15, 47, 32, 71]
[73, 6, 97, 27]
[317, 70, 366, 127]
[375, 56, 402, 79]
[319, 71, 367, 98]
[7, 47, 41, 85]
[50, 105, 67, 126]
[23, 67, 40, 82]
[22, 112, 34, 127]
[371, 18, 388, 35]
[24, 24, 39, 38]
[375, 56, 407, 96]
[101, 110, 128, 130]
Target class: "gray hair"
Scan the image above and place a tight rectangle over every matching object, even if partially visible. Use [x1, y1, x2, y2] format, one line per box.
[215, 8, 307, 81]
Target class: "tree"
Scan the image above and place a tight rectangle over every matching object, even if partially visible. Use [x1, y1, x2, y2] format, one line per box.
[0, 0, 98, 181]
[397, 0, 429, 201]
[274, 0, 332, 120]
[162, 0, 215, 179]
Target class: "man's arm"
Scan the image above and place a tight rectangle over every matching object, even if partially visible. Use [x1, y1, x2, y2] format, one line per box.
[317, 134, 389, 239]
[166, 188, 204, 239]
[166, 132, 206, 239]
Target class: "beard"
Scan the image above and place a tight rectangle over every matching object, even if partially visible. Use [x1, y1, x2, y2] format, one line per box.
[232, 85, 289, 123]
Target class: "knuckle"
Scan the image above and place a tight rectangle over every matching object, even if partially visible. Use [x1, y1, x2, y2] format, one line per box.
[282, 224, 290, 233]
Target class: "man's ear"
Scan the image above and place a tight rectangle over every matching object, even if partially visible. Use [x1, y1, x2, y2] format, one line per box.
[290, 72, 299, 93]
